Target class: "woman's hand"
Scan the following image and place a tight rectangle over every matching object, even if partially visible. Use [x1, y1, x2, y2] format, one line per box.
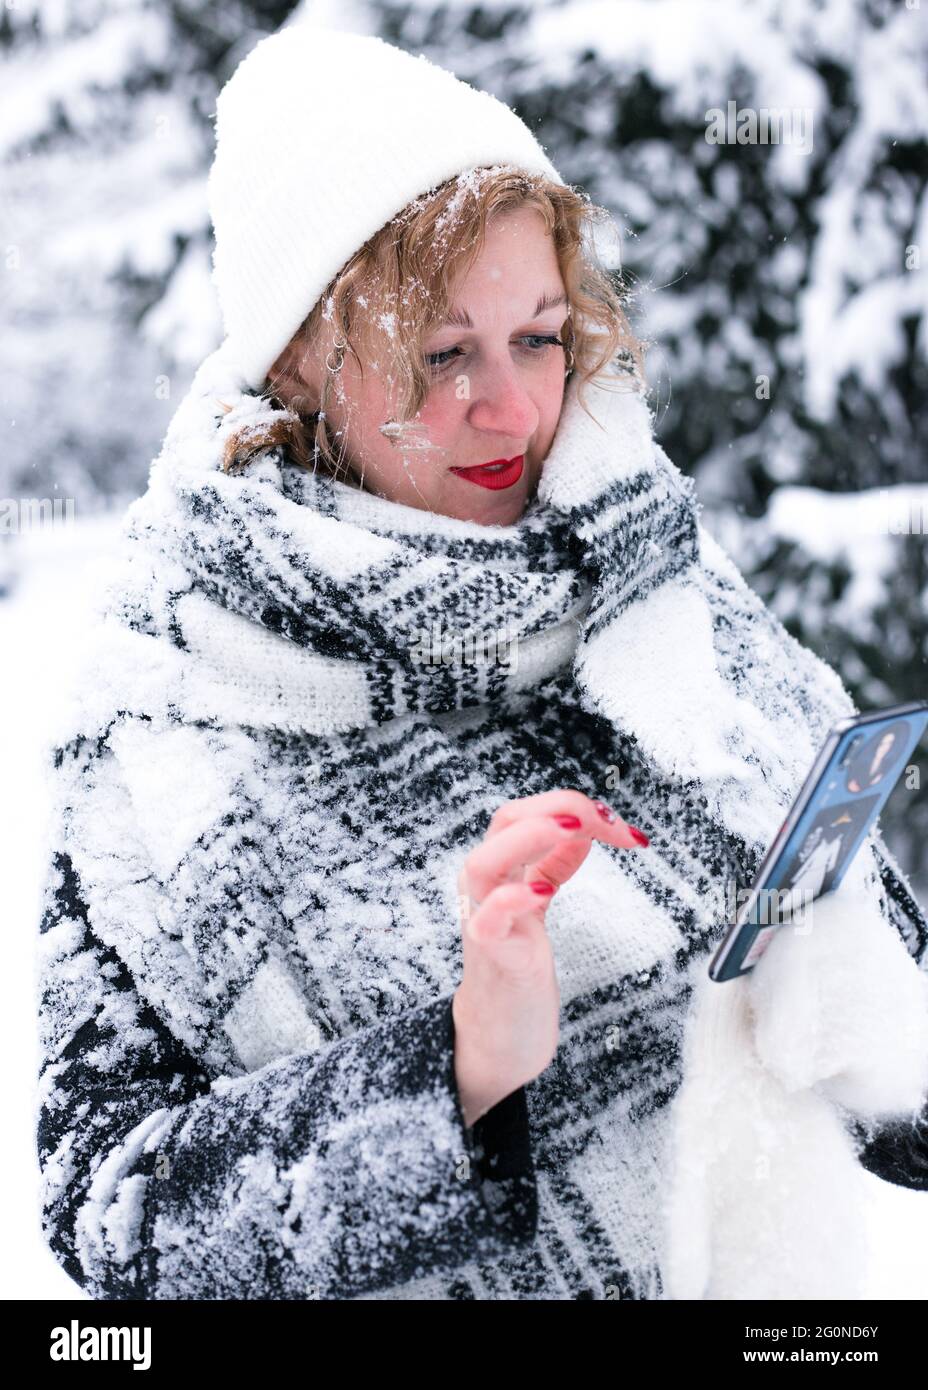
[746, 862, 928, 1117]
[452, 789, 650, 1127]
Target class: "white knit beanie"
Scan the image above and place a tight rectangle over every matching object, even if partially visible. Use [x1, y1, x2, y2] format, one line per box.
[207, 23, 565, 390]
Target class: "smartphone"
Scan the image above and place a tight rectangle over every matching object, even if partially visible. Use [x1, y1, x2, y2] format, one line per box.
[708, 699, 928, 982]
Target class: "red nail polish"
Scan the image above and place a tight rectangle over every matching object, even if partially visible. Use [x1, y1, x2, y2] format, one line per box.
[553, 814, 582, 829]
[529, 881, 556, 895]
[594, 800, 617, 823]
[629, 825, 650, 846]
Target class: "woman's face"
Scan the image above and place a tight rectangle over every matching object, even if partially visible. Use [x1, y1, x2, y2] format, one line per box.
[285, 207, 569, 525]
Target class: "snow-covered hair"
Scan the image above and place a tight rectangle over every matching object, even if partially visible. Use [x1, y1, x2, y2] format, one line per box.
[222, 166, 647, 481]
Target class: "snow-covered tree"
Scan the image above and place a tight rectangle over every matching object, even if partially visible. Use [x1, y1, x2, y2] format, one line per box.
[0, 0, 301, 512]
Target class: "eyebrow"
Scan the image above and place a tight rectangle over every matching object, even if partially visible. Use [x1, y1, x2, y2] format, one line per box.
[440, 291, 568, 330]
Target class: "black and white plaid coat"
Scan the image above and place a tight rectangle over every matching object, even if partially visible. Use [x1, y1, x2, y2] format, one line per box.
[35, 346, 928, 1301]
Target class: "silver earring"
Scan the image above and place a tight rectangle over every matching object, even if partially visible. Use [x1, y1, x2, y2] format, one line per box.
[325, 334, 347, 374]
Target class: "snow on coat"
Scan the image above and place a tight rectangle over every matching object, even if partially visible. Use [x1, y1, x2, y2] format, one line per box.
[34, 343, 928, 1300]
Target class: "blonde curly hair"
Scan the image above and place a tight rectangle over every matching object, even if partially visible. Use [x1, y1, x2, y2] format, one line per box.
[222, 165, 648, 480]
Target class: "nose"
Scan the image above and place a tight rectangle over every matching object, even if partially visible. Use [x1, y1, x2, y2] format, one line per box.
[466, 361, 539, 443]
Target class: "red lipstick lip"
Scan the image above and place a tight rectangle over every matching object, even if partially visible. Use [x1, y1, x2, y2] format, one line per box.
[451, 455, 521, 472]
[449, 455, 525, 491]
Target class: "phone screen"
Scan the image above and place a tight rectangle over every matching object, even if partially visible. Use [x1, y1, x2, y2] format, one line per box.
[708, 701, 928, 982]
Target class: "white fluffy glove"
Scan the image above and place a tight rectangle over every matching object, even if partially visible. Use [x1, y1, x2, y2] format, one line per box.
[661, 849, 928, 1300]
[744, 848, 928, 1118]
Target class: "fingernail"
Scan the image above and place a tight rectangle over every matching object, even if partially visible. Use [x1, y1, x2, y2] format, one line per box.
[594, 800, 617, 823]
[553, 814, 582, 829]
[629, 825, 650, 846]
[529, 881, 556, 895]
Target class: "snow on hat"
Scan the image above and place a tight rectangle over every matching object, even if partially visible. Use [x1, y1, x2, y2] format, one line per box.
[207, 24, 565, 390]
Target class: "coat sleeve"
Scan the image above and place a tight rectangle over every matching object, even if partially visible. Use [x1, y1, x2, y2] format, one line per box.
[846, 834, 928, 1192]
[35, 846, 538, 1300]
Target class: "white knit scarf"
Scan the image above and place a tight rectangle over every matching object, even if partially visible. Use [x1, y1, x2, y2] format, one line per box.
[48, 343, 928, 1300]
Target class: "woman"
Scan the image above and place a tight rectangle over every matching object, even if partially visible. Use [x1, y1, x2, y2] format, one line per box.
[785, 824, 843, 902]
[846, 725, 908, 793]
[36, 26, 928, 1301]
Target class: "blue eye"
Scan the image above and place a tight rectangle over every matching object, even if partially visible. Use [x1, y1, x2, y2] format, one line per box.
[425, 335, 565, 371]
